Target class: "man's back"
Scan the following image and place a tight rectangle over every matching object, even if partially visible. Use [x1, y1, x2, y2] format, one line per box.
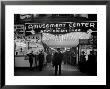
[54, 52, 63, 65]
[38, 53, 44, 63]
[28, 53, 33, 59]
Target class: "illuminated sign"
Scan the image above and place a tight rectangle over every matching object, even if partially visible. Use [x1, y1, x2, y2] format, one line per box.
[25, 22, 97, 34]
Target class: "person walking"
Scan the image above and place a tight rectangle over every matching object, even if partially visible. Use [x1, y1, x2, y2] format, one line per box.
[87, 50, 97, 75]
[35, 52, 39, 69]
[38, 50, 44, 71]
[53, 48, 63, 75]
[27, 51, 34, 71]
[79, 51, 86, 72]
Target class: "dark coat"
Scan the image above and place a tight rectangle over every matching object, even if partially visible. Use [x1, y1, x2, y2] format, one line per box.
[87, 54, 97, 74]
[53, 52, 63, 66]
[80, 55, 86, 63]
[38, 53, 44, 64]
[88, 54, 96, 65]
[27, 53, 34, 63]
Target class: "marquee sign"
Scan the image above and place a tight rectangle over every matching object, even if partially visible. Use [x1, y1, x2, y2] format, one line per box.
[25, 22, 97, 35]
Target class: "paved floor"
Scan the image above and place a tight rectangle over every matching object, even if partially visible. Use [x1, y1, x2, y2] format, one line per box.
[14, 63, 89, 76]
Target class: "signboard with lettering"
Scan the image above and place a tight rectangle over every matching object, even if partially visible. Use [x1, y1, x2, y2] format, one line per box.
[25, 21, 97, 35]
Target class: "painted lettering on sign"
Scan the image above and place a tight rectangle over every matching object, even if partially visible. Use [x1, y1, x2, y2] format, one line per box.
[25, 22, 97, 35]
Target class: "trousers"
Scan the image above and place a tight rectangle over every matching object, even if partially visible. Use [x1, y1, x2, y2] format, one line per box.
[55, 64, 61, 75]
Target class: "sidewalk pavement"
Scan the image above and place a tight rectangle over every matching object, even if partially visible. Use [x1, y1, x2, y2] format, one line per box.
[14, 63, 88, 76]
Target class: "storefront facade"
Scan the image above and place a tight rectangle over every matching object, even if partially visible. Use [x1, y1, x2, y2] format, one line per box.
[14, 14, 97, 67]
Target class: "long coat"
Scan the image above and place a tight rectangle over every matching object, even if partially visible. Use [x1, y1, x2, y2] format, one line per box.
[38, 53, 44, 65]
[53, 52, 63, 66]
[27, 53, 34, 63]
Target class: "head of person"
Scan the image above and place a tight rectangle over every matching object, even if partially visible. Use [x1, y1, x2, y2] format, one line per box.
[57, 48, 60, 53]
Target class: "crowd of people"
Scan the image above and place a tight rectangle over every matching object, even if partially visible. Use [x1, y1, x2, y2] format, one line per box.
[26, 50, 44, 71]
[26, 48, 97, 76]
[26, 48, 63, 75]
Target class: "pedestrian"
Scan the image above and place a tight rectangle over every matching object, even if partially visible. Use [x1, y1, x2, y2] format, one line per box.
[38, 50, 44, 71]
[27, 51, 34, 71]
[53, 48, 63, 75]
[35, 52, 39, 69]
[44, 51, 48, 65]
[79, 51, 86, 72]
[87, 50, 97, 75]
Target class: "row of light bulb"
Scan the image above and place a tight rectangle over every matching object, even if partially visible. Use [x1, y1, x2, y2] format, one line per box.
[42, 32, 91, 41]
